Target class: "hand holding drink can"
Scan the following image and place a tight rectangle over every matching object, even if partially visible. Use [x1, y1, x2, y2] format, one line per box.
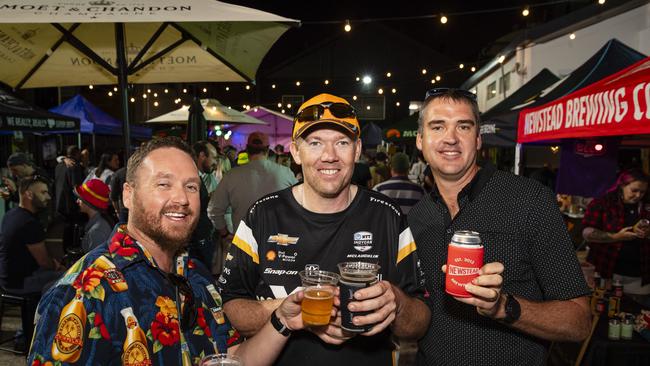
[299, 269, 340, 326]
[445, 231, 483, 298]
[337, 261, 381, 332]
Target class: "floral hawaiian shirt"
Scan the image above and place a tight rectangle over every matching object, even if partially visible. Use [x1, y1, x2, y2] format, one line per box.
[28, 225, 241, 366]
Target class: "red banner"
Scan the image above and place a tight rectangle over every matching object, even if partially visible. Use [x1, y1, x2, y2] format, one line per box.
[517, 57, 650, 143]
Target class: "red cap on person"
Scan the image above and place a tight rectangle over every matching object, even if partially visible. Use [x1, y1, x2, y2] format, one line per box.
[74, 179, 110, 211]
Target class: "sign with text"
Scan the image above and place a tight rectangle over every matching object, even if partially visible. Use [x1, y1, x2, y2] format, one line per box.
[517, 57, 650, 143]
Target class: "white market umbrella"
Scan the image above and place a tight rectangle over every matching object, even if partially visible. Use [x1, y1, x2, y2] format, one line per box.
[0, 0, 298, 152]
[146, 99, 266, 125]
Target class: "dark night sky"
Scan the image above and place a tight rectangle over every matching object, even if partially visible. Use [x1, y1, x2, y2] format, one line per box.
[229, 0, 598, 80]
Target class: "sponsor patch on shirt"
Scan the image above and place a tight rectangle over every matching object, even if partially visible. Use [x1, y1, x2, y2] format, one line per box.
[268, 233, 299, 246]
[353, 231, 373, 252]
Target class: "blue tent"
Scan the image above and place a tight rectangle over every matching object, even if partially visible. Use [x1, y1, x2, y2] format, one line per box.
[50, 95, 151, 138]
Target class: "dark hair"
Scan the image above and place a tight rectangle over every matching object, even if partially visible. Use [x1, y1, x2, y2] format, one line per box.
[18, 175, 49, 194]
[126, 137, 195, 186]
[246, 145, 268, 156]
[417, 88, 481, 133]
[192, 141, 210, 159]
[96, 152, 117, 178]
[605, 169, 649, 204]
[66, 145, 80, 158]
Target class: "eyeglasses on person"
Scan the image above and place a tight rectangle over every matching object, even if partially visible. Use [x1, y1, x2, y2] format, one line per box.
[294, 102, 357, 123]
[166, 272, 197, 332]
[425, 88, 477, 101]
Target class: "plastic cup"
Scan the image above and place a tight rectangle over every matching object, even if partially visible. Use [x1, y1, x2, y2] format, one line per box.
[200, 354, 242, 366]
[337, 262, 380, 332]
[299, 270, 340, 326]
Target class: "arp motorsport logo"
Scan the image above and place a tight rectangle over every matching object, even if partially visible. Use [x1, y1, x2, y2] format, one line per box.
[268, 234, 299, 246]
[353, 231, 373, 252]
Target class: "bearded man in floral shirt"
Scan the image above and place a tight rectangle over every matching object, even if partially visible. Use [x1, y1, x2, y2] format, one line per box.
[29, 137, 307, 366]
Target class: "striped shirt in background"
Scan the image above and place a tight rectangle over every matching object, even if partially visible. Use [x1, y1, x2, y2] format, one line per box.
[373, 176, 425, 214]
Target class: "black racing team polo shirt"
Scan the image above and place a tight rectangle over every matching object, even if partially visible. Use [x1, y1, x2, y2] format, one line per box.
[409, 163, 589, 366]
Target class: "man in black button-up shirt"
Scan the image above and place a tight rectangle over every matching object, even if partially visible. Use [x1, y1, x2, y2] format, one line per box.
[409, 88, 591, 365]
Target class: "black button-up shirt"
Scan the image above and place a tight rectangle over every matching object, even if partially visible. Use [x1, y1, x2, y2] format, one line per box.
[409, 163, 589, 366]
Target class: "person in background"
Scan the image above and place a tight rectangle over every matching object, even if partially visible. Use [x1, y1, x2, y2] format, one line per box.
[582, 169, 650, 297]
[208, 132, 296, 274]
[2, 152, 51, 207]
[351, 148, 372, 188]
[75, 179, 115, 253]
[0, 176, 64, 349]
[408, 151, 427, 185]
[409, 88, 590, 365]
[28, 137, 309, 366]
[223, 145, 238, 168]
[84, 152, 120, 185]
[55, 145, 86, 249]
[373, 152, 425, 214]
[369, 151, 390, 187]
[109, 166, 128, 222]
[188, 141, 218, 269]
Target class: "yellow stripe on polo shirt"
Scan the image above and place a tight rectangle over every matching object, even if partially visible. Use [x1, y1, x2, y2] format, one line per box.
[397, 228, 416, 264]
[232, 221, 260, 264]
[83, 182, 108, 202]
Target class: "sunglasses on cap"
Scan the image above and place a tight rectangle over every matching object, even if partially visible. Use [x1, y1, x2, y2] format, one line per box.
[425, 88, 477, 101]
[294, 102, 357, 123]
[166, 272, 197, 332]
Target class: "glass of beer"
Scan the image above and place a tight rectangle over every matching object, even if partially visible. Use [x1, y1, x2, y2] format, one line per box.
[200, 354, 242, 366]
[299, 269, 340, 326]
[337, 262, 380, 332]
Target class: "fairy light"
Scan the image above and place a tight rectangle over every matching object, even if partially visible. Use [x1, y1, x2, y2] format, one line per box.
[459, 63, 464, 69]
[202, 88, 207, 93]
[396, 102, 400, 106]
[522, 8, 530, 17]
[421, 68, 427, 75]
[440, 15, 448, 24]
[271, 84, 276, 89]
[378, 88, 384, 95]
[142, 94, 147, 98]
[471, 66, 476, 72]
[386, 72, 392, 78]
[182, 88, 187, 93]
[130, 97, 135, 102]
[245, 85, 251, 90]
[344, 20, 351, 32]
[154, 101, 159, 107]
[226, 86, 230, 91]
[569, 33, 576, 40]
[296, 81, 301, 86]
[108, 91, 113, 97]
[88, 85, 94, 89]
[352, 95, 357, 101]
[391, 88, 397, 94]
[324, 79, 329, 85]
[164, 89, 169, 93]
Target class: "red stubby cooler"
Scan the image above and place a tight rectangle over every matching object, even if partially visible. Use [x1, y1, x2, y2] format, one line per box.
[445, 230, 483, 298]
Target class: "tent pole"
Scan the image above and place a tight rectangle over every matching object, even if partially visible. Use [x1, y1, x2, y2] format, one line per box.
[115, 23, 131, 161]
[514, 143, 522, 175]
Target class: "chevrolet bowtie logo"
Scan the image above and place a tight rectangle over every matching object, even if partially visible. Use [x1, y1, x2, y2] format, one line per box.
[268, 234, 299, 246]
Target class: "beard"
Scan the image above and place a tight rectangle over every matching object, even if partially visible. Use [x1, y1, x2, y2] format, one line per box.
[33, 197, 50, 212]
[129, 192, 198, 254]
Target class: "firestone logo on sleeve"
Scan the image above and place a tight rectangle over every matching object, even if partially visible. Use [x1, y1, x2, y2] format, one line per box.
[353, 231, 373, 252]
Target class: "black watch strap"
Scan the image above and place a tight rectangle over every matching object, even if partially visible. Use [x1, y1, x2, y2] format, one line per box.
[270, 310, 291, 337]
[502, 293, 521, 324]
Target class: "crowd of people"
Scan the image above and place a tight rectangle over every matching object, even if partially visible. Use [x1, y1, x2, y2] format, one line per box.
[1, 87, 646, 365]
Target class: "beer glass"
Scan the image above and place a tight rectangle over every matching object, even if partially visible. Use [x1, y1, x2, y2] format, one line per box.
[337, 262, 380, 332]
[299, 269, 340, 326]
[200, 354, 242, 366]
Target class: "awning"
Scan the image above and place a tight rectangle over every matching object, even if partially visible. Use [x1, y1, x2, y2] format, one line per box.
[517, 56, 650, 143]
[0, 87, 79, 132]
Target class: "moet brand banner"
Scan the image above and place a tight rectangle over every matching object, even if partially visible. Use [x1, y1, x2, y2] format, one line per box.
[517, 57, 650, 143]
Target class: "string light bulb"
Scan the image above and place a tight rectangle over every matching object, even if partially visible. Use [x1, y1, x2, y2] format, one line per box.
[598, 0, 605, 4]
[108, 91, 113, 96]
[421, 68, 427, 75]
[386, 72, 392, 78]
[378, 88, 384, 94]
[278, 103, 282, 108]
[113, 87, 118, 92]
[436, 75, 441, 81]
[497, 55, 506, 64]
[356, 76, 360, 82]
[352, 95, 357, 101]
[324, 79, 329, 85]
[182, 88, 187, 93]
[245, 85, 251, 90]
[226, 86, 230, 91]
[147, 89, 151, 93]
[362, 76, 372, 84]
[202, 88, 207, 93]
[440, 15, 448, 24]
[471, 66, 476, 72]
[431, 79, 436, 84]
[271, 84, 276, 89]
[392, 88, 397, 94]
[296, 81, 301, 86]
[281, 109, 286, 113]
[153, 93, 158, 97]
[522, 8, 530, 17]
[344, 20, 351, 32]
[459, 63, 464, 69]
[396, 102, 400, 107]
[88, 85, 94, 90]
[569, 33, 576, 40]
[130, 97, 135, 102]
[154, 101, 159, 107]
[164, 89, 169, 93]
[366, 106, 371, 110]
[142, 93, 147, 99]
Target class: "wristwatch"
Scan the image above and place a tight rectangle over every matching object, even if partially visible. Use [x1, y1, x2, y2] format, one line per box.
[502, 293, 521, 324]
[270, 310, 291, 337]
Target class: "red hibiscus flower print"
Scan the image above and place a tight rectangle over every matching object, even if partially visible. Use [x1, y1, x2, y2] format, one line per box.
[151, 312, 180, 346]
[196, 307, 211, 337]
[72, 267, 104, 293]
